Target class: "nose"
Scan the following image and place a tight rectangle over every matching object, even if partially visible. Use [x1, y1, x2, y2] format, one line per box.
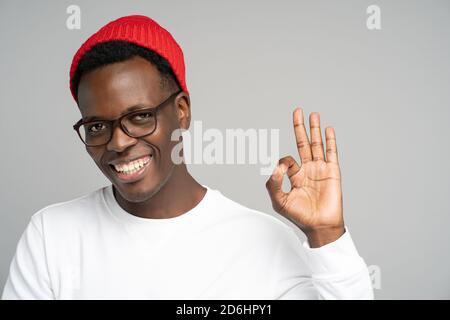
[106, 125, 138, 152]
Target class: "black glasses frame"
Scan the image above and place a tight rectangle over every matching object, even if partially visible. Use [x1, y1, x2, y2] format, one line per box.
[73, 90, 182, 147]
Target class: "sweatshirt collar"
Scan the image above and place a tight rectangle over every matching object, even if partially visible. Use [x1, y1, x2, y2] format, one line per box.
[102, 184, 212, 225]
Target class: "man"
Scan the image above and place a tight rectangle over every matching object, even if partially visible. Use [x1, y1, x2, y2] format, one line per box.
[2, 15, 373, 299]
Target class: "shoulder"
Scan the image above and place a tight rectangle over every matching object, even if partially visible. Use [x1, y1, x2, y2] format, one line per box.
[30, 186, 107, 232]
[207, 187, 300, 243]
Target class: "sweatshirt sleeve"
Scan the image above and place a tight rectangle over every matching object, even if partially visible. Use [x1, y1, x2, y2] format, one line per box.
[273, 226, 374, 300]
[1, 212, 54, 300]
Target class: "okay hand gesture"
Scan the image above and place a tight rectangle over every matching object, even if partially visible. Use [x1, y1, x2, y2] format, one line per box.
[266, 108, 345, 248]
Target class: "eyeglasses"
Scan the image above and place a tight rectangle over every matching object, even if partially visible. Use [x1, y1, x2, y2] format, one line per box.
[73, 90, 182, 147]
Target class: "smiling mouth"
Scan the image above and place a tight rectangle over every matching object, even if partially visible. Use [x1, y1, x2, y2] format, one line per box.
[109, 154, 153, 182]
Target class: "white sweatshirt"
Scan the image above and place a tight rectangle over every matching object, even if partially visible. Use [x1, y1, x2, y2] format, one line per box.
[2, 184, 373, 300]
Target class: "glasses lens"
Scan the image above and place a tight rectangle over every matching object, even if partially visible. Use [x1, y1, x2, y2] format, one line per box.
[79, 121, 112, 146]
[77, 109, 157, 146]
[122, 109, 156, 137]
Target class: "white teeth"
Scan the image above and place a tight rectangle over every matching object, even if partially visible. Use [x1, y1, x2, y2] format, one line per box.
[113, 157, 150, 174]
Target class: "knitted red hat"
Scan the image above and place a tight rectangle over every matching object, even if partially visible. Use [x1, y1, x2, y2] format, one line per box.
[69, 15, 188, 102]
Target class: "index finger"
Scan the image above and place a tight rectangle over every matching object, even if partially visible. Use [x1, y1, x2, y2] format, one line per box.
[293, 108, 312, 164]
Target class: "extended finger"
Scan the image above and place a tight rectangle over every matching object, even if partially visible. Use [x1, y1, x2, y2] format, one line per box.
[325, 127, 339, 164]
[309, 112, 325, 161]
[293, 108, 312, 164]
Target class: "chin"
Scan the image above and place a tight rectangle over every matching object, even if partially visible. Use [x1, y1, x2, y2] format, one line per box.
[114, 180, 163, 203]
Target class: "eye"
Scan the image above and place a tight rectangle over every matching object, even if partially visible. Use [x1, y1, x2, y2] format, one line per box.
[87, 122, 106, 134]
[132, 111, 154, 122]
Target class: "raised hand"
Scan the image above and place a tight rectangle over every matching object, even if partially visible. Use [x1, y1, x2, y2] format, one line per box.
[266, 108, 345, 248]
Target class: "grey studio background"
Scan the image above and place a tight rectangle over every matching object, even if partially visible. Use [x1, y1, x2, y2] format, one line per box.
[1, 0, 449, 299]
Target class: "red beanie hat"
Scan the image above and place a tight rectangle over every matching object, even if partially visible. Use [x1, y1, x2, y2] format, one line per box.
[69, 15, 188, 102]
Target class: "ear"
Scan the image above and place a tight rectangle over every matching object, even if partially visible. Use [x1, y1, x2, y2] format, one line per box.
[175, 92, 191, 130]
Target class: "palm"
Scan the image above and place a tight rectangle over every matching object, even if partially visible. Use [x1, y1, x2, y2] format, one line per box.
[283, 160, 342, 231]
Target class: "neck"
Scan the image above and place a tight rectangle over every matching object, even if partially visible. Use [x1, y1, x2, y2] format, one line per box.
[113, 164, 206, 219]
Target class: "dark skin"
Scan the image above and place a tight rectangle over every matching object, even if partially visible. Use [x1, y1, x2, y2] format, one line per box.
[77, 55, 345, 247]
[77, 56, 206, 219]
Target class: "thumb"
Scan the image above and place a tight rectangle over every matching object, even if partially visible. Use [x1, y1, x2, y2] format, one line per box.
[265, 164, 288, 214]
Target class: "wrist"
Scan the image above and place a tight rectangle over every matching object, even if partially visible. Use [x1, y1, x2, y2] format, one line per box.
[304, 225, 345, 248]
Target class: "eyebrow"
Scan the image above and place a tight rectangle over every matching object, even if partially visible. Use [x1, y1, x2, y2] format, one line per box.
[82, 104, 151, 122]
